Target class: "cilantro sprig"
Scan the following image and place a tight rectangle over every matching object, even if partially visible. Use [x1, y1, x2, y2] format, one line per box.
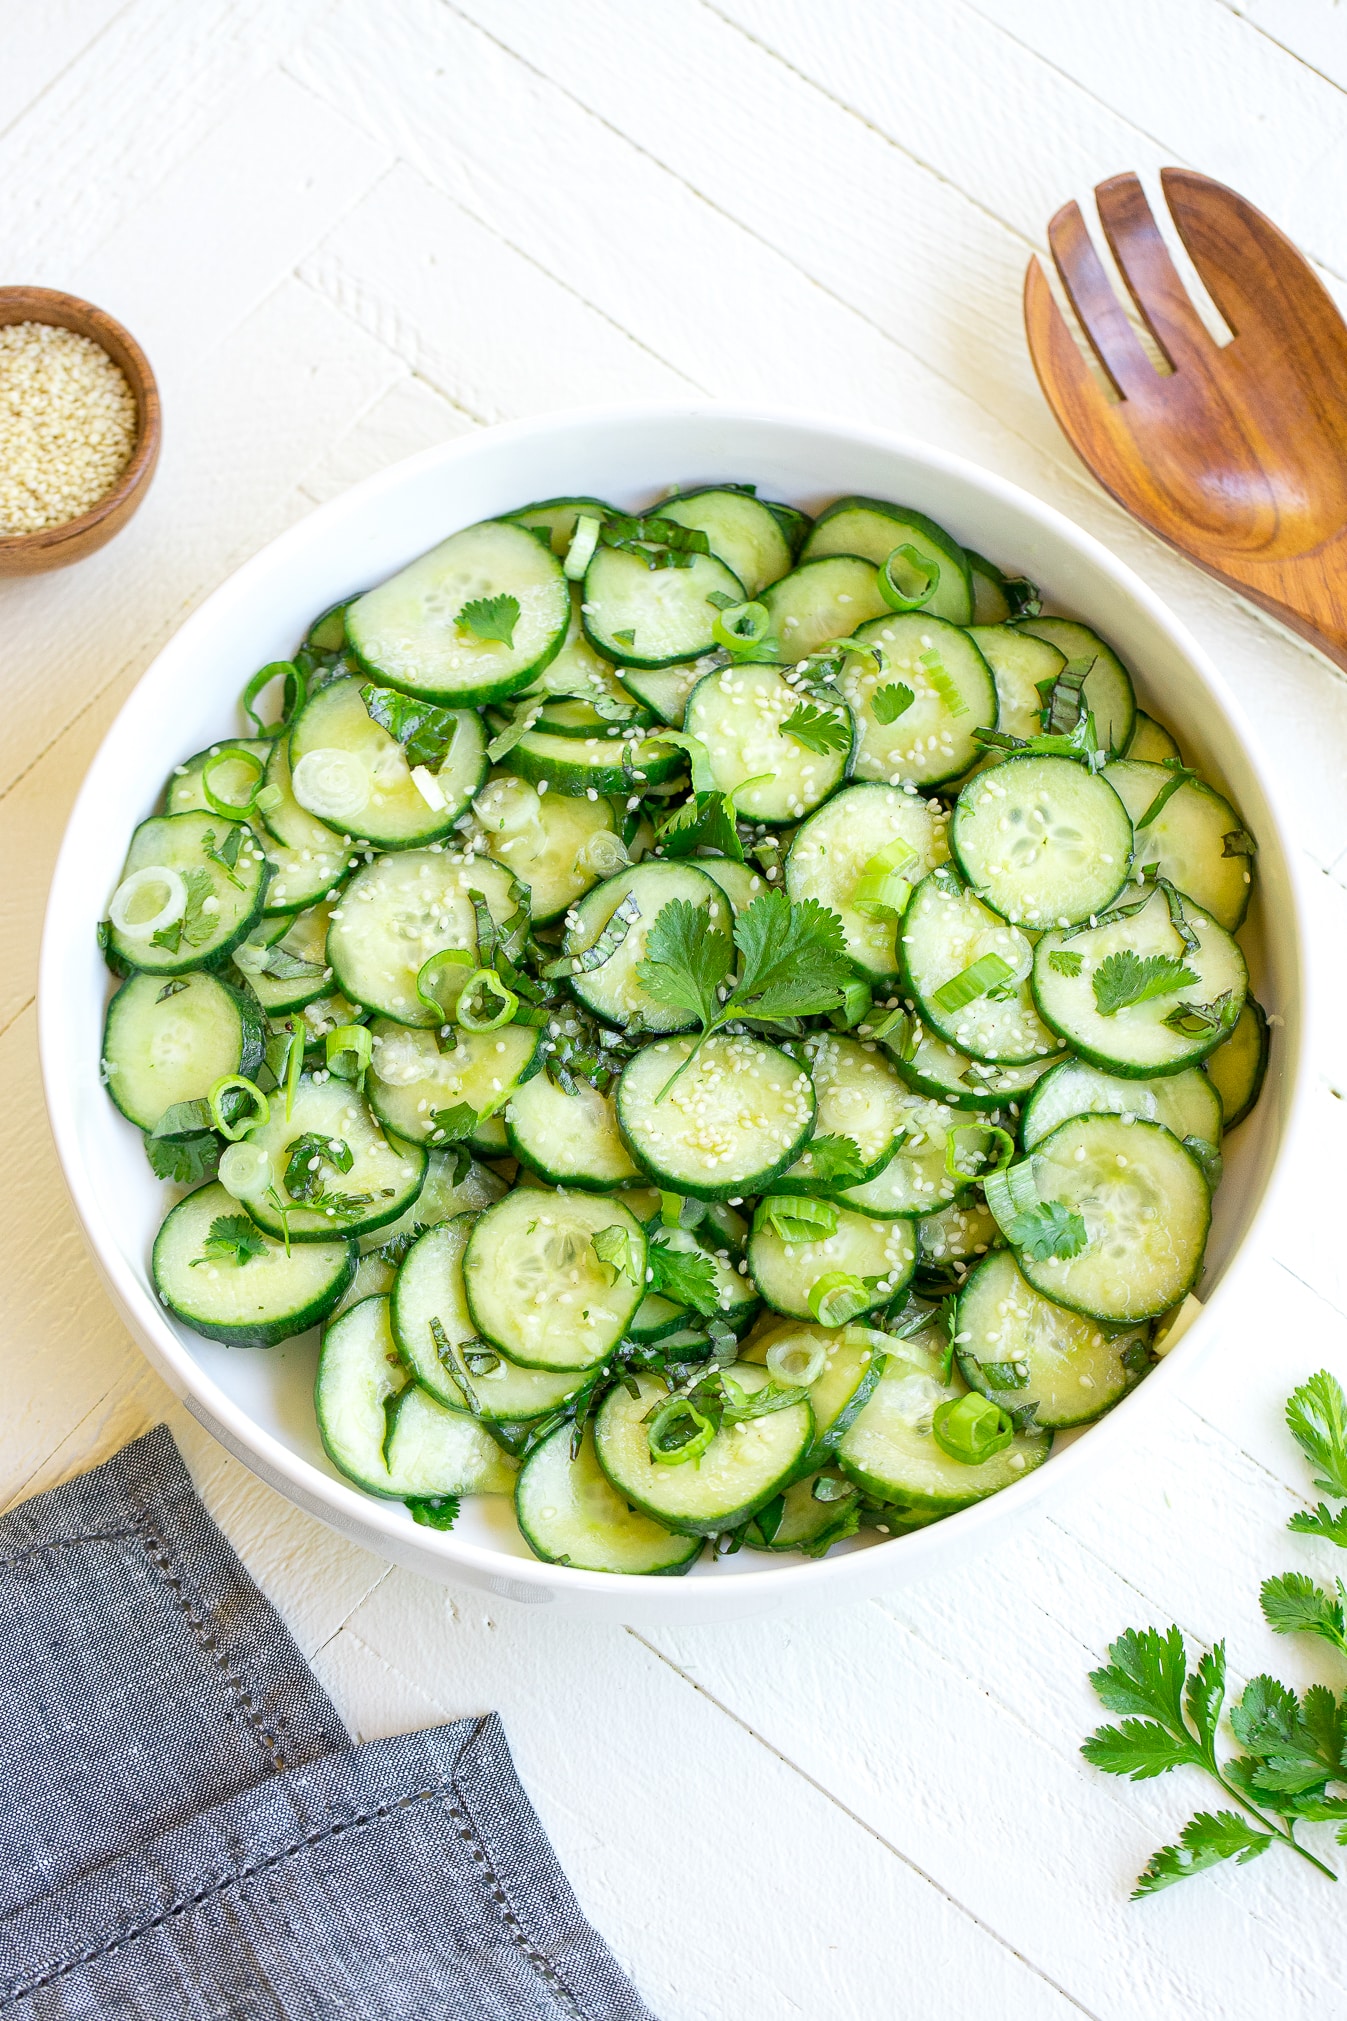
[190, 1215, 268, 1267]
[456, 594, 520, 648]
[1092, 951, 1198, 1017]
[781, 702, 851, 755]
[636, 890, 855, 1098]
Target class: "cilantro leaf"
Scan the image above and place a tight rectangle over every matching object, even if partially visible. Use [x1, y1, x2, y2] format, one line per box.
[145, 1130, 220, 1185]
[872, 681, 914, 725]
[362, 683, 460, 770]
[456, 593, 520, 648]
[732, 891, 852, 1023]
[1080, 1719, 1198, 1780]
[190, 1214, 268, 1267]
[1131, 1813, 1271, 1898]
[1089, 1625, 1192, 1730]
[1092, 951, 1198, 1017]
[790, 1134, 866, 1187]
[202, 825, 246, 889]
[1047, 949, 1082, 977]
[1286, 1370, 1347, 1498]
[1289, 1504, 1347, 1546]
[405, 1493, 461, 1530]
[637, 898, 733, 1030]
[648, 1239, 720, 1315]
[592, 1224, 641, 1287]
[781, 702, 851, 755]
[151, 868, 216, 954]
[1260, 1572, 1347, 1657]
[1005, 1200, 1088, 1261]
[655, 791, 743, 863]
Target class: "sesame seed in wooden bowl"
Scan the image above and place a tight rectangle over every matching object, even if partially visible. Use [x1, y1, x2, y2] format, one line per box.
[0, 286, 161, 576]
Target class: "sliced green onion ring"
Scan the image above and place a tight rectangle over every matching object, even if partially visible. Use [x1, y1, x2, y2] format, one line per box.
[808, 1271, 873, 1328]
[108, 866, 187, 942]
[291, 747, 370, 824]
[208, 1074, 270, 1142]
[202, 745, 267, 820]
[765, 1336, 828, 1388]
[326, 1023, 372, 1088]
[218, 1139, 270, 1198]
[931, 1391, 1015, 1465]
[931, 953, 1015, 1015]
[853, 840, 920, 923]
[879, 543, 941, 612]
[712, 600, 773, 656]
[416, 948, 474, 1021]
[455, 968, 518, 1032]
[241, 660, 307, 739]
[983, 1159, 1040, 1239]
[645, 1395, 717, 1467]
[945, 1123, 1015, 1183]
[755, 1195, 840, 1244]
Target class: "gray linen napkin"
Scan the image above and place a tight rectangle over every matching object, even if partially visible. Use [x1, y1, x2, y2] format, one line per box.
[0, 1425, 657, 2020]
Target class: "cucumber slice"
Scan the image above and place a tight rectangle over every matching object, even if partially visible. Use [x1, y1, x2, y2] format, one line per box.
[781, 1033, 913, 1186]
[257, 738, 352, 914]
[900, 870, 1059, 1064]
[917, 1197, 1000, 1271]
[106, 813, 269, 976]
[841, 613, 997, 788]
[153, 1182, 355, 1348]
[367, 1020, 541, 1147]
[463, 1189, 646, 1370]
[967, 625, 1065, 741]
[1013, 617, 1135, 757]
[346, 519, 570, 706]
[358, 1144, 506, 1256]
[838, 1333, 1051, 1512]
[505, 496, 611, 557]
[470, 773, 618, 924]
[1203, 997, 1269, 1130]
[1102, 760, 1252, 931]
[832, 1093, 969, 1218]
[684, 661, 852, 824]
[505, 1071, 640, 1189]
[965, 552, 1039, 627]
[315, 1295, 516, 1497]
[326, 851, 522, 1027]
[762, 555, 889, 659]
[104, 969, 265, 1130]
[1125, 712, 1182, 765]
[1017, 1114, 1210, 1322]
[232, 899, 334, 1015]
[887, 1020, 1062, 1111]
[785, 782, 950, 981]
[391, 1218, 588, 1419]
[748, 1209, 915, 1321]
[288, 676, 486, 851]
[581, 545, 744, 666]
[594, 1365, 813, 1535]
[801, 498, 973, 624]
[226, 1073, 426, 1243]
[1021, 1057, 1222, 1152]
[956, 1249, 1145, 1429]
[617, 1034, 816, 1199]
[742, 1318, 884, 1464]
[745, 1471, 862, 1554]
[658, 488, 793, 597]
[616, 657, 715, 728]
[531, 696, 657, 738]
[334, 1251, 397, 1317]
[697, 857, 768, 913]
[561, 861, 730, 1034]
[627, 1292, 691, 1343]
[1032, 886, 1247, 1076]
[951, 756, 1133, 928]
[516, 1422, 701, 1573]
[502, 725, 686, 796]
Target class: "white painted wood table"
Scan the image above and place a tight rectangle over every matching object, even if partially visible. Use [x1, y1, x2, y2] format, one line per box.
[6, 4, 1347, 2014]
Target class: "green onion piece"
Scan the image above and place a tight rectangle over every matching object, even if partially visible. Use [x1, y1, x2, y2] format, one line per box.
[983, 1159, 1040, 1239]
[285, 1017, 304, 1122]
[920, 654, 968, 719]
[755, 1195, 840, 1244]
[931, 953, 1015, 1015]
[808, 1271, 873, 1328]
[931, 1391, 1015, 1465]
[307, 600, 353, 652]
[831, 978, 873, 1030]
[765, 1336, 827, 1387]
[208, 1074, 270, 1142]
[945, 1123, 1015, 1183]
[456, 968, 518, 1032]
[878, 543, 940, 612]
[254, 782, 283, 815]
[563, 512, 602, 581]
[241, 660, 307, 738]
[416, 948, 473, 1021]
[659, 1190, 685, 1228]
[711, 600, 774, 656]
[326, 1023, 372, 1089]
[645, 1395, 717, 1466]
[201, 746, 266, 820]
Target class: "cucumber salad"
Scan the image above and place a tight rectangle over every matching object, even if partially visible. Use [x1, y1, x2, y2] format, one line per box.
[100, 486, 1269, 1575]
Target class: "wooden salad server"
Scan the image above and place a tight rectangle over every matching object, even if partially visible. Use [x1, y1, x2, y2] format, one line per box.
[1024, 169, 1347, 673]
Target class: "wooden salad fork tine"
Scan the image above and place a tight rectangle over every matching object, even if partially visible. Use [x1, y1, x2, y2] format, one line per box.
[1025, 169, 1347, 672]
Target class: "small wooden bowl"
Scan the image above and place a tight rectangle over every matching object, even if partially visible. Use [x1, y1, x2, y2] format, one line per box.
[0, 286, 161, 576]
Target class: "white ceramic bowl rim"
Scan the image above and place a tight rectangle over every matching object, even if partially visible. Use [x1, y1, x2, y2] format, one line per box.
[39, 402, 1313, 1613]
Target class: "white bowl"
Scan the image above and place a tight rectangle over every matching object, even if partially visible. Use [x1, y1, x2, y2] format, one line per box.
[40, 405, 1309, 1623]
